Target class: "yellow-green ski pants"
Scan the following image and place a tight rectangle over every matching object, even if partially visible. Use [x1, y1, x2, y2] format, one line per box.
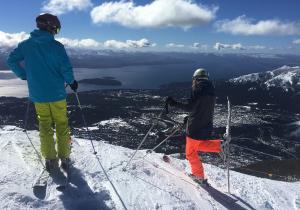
[34, 99, 71, 160]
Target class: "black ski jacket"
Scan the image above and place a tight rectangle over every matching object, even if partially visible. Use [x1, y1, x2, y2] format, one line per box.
[173, 79, 216, 140]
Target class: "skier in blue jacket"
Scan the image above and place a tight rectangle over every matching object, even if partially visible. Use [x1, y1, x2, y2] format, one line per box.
[7, 13, 78, 172]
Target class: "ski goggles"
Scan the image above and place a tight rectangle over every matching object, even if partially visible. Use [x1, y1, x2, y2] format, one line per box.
[55, 27, 61, 34]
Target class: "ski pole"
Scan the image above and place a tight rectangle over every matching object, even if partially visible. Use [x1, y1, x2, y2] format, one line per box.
[122, 97, 170, 171]
[122, 98, 170, 171]
[74, 91, 97, 155]
[225, 97, 232, 194]
[145, 116, 187, 156]
[70, 89, 128, 209]
[143, 126, 180, 158]
[122, 110, 164, 171]
[23, 99, 45, 168]
[165, 99, 169, 114]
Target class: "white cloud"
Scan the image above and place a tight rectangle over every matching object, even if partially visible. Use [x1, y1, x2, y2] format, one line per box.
[166, 43, 185, 48]
[192, 42, 208, 50]
[214, 42, 268, 51]
[56, 37, 101, 49]
[0, 31, 29, 48]
[90, 0, 217, 29]
[104, 39, 155, 49]
[104, 40, 128, 49]
[42, 0, 92, 15]
[215, 15, 300, 36]
[214, 42, 245, 50]
[0, 30, 155, 51]
[293, 39, 300, 44]
[248, 45, 266, 50]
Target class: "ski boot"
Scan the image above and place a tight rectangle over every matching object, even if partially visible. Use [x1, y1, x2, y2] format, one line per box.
[60, 158, 71, 171]
[45, 159, 58, 172]
[189, 174, 209, 186]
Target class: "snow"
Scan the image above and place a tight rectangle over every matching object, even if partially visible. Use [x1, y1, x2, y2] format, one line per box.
[230, 65, 300, 92]
[230, 73, 261, 84]
[0, 126, 299, 210]
[97, 118, 134, 131]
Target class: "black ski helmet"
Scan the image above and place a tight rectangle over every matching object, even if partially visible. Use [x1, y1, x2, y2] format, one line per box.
[36, 13, 61, 35]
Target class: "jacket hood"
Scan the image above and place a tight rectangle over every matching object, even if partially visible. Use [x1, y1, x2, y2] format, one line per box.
[30, 29, 54, 43]
[192, 79, 215, 96]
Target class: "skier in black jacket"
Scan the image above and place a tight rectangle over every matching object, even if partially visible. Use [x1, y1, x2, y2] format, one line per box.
[167, 68, 222, 183]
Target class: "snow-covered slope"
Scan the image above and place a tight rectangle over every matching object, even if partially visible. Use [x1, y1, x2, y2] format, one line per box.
[230, 65, 300, 92]
[0, 126, 299, 210]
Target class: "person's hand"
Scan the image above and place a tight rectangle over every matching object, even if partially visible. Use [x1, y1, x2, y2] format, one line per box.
[183, 116, 189, 125]
[166, 96, 176, 106]
[69, 80, 78, 92]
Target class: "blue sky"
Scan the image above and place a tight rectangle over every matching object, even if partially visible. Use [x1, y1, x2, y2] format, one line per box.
[0, 0, 300, 53]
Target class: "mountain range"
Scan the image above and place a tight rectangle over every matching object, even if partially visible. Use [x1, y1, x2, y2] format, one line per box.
[1, 48, 300, 80]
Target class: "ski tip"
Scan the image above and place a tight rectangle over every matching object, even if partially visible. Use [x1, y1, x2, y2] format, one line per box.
[162, 155, 170, 163]
[33, 185, 47, 199]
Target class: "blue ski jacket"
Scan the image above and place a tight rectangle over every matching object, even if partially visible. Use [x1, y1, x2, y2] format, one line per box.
[7, 29, 74, 102]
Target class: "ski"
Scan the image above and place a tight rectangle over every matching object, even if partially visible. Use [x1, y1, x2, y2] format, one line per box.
[33, 164, 71, 198]
[32, 168, 50, 199]
[188, 175, 237, 205]
[56, 166, 71, 191]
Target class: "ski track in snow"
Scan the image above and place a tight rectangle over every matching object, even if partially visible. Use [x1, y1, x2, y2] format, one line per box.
[0, 126, 300, 210]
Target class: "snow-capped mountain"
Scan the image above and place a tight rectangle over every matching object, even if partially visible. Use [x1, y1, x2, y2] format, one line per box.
[230, 65, 300, 93]
[0, 125, 299, 210]
[214, 65, 300, 112]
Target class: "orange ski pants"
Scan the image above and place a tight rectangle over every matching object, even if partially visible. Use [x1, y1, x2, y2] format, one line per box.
[186, 136, 221, 178]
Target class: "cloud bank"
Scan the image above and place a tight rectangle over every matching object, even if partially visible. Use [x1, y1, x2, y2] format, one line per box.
[215, 15, 300, 36]
[192, 43, 208, 50]
[214, 42, 244, 50]
[104, 39, 156, 49]
[56, 38, 101, 49]
[214, 42, 267, 51]
[293, 39, 300, 44]
[42, 0, 92, 15]
[166, 43, 185, 48]
[0, 31, 154, 51]
[0, 31, 29, 48]
[90, 0, 217, 29]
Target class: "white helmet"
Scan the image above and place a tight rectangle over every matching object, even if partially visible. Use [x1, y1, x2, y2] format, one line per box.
[193, 68, 209, 79]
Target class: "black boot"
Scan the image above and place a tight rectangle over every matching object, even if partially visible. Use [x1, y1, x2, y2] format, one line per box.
[45, 159, 58, 172]
[60, 158, 71, 171]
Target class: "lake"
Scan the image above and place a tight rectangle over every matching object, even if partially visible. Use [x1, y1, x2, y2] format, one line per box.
[0, 63, 198, 97]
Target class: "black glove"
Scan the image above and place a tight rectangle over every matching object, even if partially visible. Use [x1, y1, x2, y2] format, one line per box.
[69, 80, 78, 92]
[166, 96, 177, 106]
[183, 116, 189, 125]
